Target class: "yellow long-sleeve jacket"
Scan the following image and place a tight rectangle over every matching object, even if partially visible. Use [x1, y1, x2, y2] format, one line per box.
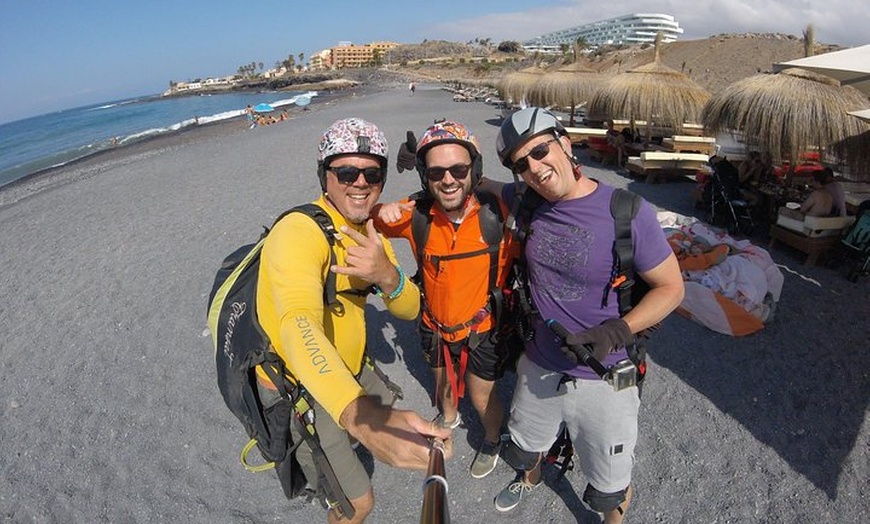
[256, 196, 420, 424]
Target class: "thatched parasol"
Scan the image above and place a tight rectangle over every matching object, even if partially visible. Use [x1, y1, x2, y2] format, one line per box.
[528, 61, 604, 126]
[498, 65, 546, 106]
[702, 67, 870, 181]
[586, 35, 710, 138]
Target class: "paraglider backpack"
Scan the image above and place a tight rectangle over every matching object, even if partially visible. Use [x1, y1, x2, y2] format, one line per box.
[206, 203, 356, 517]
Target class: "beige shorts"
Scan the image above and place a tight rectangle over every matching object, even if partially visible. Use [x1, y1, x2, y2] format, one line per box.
[258, 361, 398, 503]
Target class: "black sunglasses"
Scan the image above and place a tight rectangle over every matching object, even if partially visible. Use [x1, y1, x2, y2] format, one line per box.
[511, 139, 559, 174]
[424, 163, 472, 182]
[328, 165, 385, 185]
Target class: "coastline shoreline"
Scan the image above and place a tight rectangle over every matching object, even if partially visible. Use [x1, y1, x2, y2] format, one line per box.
[0, 85, 367, 209]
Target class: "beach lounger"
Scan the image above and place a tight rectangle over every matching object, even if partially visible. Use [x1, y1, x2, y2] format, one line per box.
[626, 151, 710, 183]
[662, 135, 718, 156]
[769, 213, 856, 266]
[679, 123, 706, 136]
[564, 126, 608, 145]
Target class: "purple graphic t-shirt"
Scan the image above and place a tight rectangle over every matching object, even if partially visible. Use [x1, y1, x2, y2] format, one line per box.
[504, 182, 672, 380]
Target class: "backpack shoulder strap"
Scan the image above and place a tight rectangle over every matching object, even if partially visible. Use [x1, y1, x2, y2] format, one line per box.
[508, 184, 545, 247]
[280, 203, 342, 311]
[474, 189, 506, 293]
[607, 188, 642, 315]
[410, 193, 435, 264]
[474, 189, 506, 247]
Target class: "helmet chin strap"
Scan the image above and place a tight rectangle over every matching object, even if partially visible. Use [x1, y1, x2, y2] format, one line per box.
[555, 136, 582, 181]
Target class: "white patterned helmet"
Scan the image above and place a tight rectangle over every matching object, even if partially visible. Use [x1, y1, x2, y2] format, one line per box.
[317, 118, 389, 190]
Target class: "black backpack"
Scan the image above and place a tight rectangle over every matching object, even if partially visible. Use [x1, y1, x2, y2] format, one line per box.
[206, 203, 356, 517]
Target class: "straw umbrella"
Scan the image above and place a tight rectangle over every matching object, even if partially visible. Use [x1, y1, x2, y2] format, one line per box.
[702, 67, 870, 182]
[498, 64, 546, 106]
[528, 60, 603, 126]
[586, 34, 710, 140]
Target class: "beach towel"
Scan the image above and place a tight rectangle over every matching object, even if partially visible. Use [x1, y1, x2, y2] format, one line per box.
[659, 212, 783, 336]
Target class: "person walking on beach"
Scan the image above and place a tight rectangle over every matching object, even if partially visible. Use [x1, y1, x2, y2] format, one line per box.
[255, 117, 451, 523]
[373, 121, 519, 480]
[485, 108, 684, 521]
[245, 104, 256, 129]
[409, 82, 416, 96]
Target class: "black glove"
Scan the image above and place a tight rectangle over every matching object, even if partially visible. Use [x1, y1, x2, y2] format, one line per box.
[396, 131, 417, 173]
[563, 318, 634, 364]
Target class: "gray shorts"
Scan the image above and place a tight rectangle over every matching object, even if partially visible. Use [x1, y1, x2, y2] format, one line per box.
[507, 354, 640, 493]
[258, 362, 397, 502]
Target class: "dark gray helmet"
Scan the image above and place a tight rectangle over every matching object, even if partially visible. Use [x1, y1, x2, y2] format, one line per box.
[496, 107, 567, 168]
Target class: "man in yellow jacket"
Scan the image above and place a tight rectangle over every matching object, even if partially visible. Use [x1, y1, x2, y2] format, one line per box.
[256, 117, 451, 523]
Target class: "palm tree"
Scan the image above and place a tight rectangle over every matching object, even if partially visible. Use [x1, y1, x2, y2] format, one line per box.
[574, 37, 588, 62]
[802, 24, 815, 57]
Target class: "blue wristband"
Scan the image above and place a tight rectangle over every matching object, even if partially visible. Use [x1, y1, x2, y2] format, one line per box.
[376, 265, 406, 300]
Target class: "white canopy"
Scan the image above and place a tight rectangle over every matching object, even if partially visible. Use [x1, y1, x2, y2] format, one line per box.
[848, 108, 870, 123]
[773, 45, 870, 97]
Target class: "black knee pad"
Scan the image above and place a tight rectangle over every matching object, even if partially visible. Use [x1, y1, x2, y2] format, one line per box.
[501, 439, 540, 471]
[583, 484, 626, 512]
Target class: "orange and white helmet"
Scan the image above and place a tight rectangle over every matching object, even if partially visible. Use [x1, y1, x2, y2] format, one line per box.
[414, 120, 483, 188]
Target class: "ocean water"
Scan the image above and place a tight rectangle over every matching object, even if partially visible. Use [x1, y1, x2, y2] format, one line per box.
[0, 90, 316, 188]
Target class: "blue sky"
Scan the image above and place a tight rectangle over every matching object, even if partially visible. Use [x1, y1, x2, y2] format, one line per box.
[1, 0, 867, 124]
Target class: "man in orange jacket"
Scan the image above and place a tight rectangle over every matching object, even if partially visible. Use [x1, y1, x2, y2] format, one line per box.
[374, 121, 519, 480]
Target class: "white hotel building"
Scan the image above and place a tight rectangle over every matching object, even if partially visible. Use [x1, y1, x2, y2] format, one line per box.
[524, 13, 683, 52]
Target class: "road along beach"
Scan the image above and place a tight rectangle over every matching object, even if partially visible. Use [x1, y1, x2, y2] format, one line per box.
[0, 84, 867, 523]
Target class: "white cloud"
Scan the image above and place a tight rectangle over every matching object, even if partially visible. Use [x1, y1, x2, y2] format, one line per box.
[424, 1, 869, 47]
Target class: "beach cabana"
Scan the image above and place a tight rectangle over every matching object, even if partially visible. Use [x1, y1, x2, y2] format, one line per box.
[528, 61, 603, 126]
[702, 67, 870, 183]
[498, 65, 546, 106]
[586, 35, 710, 140]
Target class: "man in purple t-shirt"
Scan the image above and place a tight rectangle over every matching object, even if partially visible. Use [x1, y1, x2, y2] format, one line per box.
[483, 108, 684, 522]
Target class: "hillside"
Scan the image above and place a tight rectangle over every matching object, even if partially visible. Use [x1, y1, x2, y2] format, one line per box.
[391, 33, 846, 95]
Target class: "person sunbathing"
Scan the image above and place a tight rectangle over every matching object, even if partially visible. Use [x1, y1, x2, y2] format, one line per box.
[779, 171, 834, 220]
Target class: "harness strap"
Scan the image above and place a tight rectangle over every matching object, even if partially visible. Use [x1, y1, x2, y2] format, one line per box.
[603, 189, 641, 314]
[432, 308, 489, 409]
[441, 342, 469, 408]
[363, 354, 404, 401]
[426, 243, 499, 272]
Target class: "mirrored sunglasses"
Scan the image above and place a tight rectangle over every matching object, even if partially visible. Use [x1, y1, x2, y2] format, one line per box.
[328, 165, 385, 185]
[425, 163, 471, 182]
[511, 139, 559, 174]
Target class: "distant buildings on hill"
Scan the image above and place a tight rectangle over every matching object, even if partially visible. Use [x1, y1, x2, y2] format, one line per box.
[524, 13, 683, 53]
[309, 41, 400, 70]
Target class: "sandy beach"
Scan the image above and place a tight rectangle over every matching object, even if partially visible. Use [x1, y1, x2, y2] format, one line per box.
[1, 84, 867, 524]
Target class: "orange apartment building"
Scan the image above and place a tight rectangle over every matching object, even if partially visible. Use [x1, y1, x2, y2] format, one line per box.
[310, 41, 400, 70]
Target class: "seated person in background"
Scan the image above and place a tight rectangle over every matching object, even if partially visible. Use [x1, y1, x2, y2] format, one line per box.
[820, 167, 848, 216]
[605, 120, 628, 167]
[779, 170, 834, 219]
[737, 151, 765, 205]
[758, 152, 777, 185]
[738, 151, 763, 187]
